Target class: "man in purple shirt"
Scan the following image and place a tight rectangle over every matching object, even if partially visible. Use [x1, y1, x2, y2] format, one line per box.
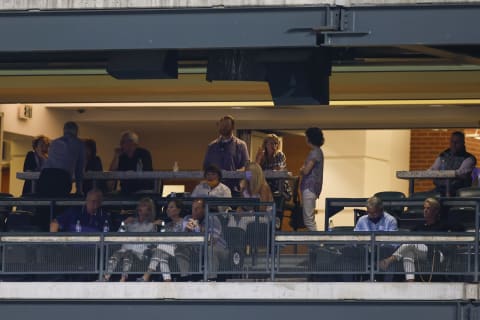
[203, 115, 249, 192]
[50, 189, 110, 233]
[203, 115, 249, 172]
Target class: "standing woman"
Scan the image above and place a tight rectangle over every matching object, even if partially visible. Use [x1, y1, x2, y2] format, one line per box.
[83, 138, 106, 195]
[22, 135, 50, 195]
[300, 128, 324, 231]
[255, 134, 287, 172]
[255, 134, 291, 199]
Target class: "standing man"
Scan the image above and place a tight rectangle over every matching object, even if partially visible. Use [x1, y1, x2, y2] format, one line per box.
[109, 130, 153, 194]
[429, 131, 476, 196]
[38, 121, 85, 197]
[203, 115, 249, 172]
[203, 115, 249, 192]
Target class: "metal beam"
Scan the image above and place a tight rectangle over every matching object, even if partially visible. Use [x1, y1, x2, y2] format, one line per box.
[0, 7, 334, 52]
[322, 5, 480, 47]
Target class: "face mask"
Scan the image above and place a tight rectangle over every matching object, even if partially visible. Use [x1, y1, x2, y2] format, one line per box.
[207, 180, 218, 188]
[245, 171, 253, 181]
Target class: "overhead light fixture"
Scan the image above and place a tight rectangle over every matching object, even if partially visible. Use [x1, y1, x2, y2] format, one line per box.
[332, 65, 480, 72]
[330, 99, 480, 106]
[466, 129, 480, 140]
[45, 101, 274, 108]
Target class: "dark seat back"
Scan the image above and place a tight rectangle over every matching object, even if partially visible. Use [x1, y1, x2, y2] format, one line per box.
[456, 187, 480, 198]
[374, 191, 406, 217]
[404, 191, 441, 216]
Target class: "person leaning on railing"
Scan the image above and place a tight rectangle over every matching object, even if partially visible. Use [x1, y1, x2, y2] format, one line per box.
[429, 131, 477, 196]
[255, 133, 292, 200]
[379, 197, 464, 282]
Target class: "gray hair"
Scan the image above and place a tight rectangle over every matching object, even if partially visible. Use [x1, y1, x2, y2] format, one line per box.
[86, 188, 103, 201]
[120, 130, 139, 144]
[366, 196, 383, 210]
[63, 121, 79, 137]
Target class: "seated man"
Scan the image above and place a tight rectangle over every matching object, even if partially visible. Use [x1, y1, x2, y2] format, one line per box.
[347, 196, 398, 281]
[354, 196, 398, 232]
[379, 197, 464, 282]
[182, 198, 228, 280]
[49, 189, 111, 281]
[50, 189, 111, 232]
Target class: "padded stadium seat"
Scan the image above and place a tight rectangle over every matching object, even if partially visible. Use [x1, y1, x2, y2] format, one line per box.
[456, 187, 480, 198]
[373, 191, 406, 217]
[448, 187, 479, 231]
[5, 210, 42, 232]
[0, 193, 13, 232]
[405, 191, 441, 212]
[447, 206, 475, 231]
[224, 226, 247, 271]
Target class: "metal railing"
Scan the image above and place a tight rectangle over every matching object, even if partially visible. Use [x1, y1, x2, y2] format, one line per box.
[0, 197, 479, 281]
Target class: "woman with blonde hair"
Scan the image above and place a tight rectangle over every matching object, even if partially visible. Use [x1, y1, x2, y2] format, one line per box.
[255, 134, 286, 171]
[139, 198, 187, 282]
[255, 133, 291, 200]
[234, 162, 273, 218]
[104, 197, 156, 282]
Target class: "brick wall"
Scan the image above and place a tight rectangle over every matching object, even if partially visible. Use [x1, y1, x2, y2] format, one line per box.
[410, 129, 480, 192]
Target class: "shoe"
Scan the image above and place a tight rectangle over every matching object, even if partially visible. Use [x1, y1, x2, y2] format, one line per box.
[136, 277, 146, 282]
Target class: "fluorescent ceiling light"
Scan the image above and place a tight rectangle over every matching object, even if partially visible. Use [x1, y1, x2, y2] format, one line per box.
[330, 99, 480, 106]
[332, 65, 480, 72]
[46, 101, 274, 108]
[0, 67, 206, 76]
[466, 129, 480, 139]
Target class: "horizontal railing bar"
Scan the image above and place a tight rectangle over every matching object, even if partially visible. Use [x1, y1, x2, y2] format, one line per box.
[1, 236, 101, 242]
[104, 235, 204, 243]
[275, 234, 371, 241]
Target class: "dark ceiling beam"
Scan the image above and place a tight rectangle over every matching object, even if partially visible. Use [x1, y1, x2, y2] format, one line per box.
[0, 7, 332, 52]
[321, 5, 480, 47]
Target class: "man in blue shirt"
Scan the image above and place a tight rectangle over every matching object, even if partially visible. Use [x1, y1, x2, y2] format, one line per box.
[347, 196, 398, 281]
[50, 189, 110, 232]
[354, 196, 398, 232]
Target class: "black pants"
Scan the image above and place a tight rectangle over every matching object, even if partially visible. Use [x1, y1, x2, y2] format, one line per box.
[36, 168, 72, 231]
[38, 168, 72, 197]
